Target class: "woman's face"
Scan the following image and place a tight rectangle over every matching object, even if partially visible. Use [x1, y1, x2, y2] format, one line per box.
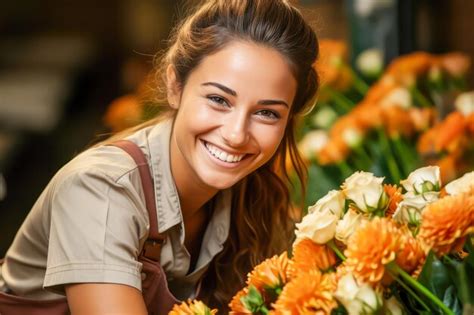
[169, 41, 297, 192]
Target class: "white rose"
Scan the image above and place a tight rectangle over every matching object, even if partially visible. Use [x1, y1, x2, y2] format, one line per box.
[295, 210, 338, 244]
[342, 171, 386, 213]
[335, 273, 383, 315]
[308, 190, 345, 218]
[342, 128, 363, 148]
[312, 107, 338, 129]
[298, 130, 329, 160]
[393, 192, 439, 225]
[380, 87, 412, 109]
[445, 171, 474, 196]
[355, 48, 383, 78]
[335, 209, 365, 244]
[454, 91, 474, 116]
[383, 297, 404, 315]
[400, 166, 441, 194]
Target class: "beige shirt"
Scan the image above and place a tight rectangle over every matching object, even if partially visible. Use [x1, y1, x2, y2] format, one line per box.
[0, 119, 231, 301]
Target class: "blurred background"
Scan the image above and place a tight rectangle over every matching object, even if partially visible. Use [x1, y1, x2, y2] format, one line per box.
[1, 0, 474, 256]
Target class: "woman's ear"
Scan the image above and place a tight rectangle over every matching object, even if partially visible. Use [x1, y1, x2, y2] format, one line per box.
[166, 65, 181, 109]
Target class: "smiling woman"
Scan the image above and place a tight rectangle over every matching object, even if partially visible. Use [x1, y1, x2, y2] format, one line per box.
[0, 0, 319, 314]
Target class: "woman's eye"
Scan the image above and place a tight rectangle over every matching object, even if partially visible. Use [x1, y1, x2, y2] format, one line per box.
[256, 109, 280, 120]
[207, 95, 229, 107]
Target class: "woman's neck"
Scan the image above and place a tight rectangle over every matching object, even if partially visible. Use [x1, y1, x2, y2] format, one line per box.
[170, 141, 218, 220]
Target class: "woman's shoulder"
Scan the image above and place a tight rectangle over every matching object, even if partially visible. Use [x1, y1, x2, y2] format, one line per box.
[52, 144, 141, 190]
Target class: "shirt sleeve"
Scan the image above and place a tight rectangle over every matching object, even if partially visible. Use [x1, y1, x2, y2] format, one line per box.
[43, 168, 148, 295]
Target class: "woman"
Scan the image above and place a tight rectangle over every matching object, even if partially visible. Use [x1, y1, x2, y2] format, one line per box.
[0, 0, 319, 313]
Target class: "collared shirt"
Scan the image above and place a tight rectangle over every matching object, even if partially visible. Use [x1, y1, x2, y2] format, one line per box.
[0, 119, 231, 301]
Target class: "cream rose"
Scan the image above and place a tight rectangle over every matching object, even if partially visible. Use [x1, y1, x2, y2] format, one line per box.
[297, 130, 329, 160]
[355, 48, 383, 78]
[393, 192, 439, 225]
[445, 171, 474, 196]
[454, 91, 474, 116]
[335, 209, 365, 244]
[342, 171, 386, 213]
[308, 190, 345, 218]
[383, 297, 404, 315]
[342, 128, 363, 148]
[380, 87, 412, 109]
[335, 273, 383, 315]
[400, 166, 441, 194]
[295, 210, 338, 244]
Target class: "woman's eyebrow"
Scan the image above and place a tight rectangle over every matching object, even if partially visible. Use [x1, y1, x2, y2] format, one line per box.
[202, 82, 236, 96]
[202, 81, 289, 108]
[258, 99, 289, 108]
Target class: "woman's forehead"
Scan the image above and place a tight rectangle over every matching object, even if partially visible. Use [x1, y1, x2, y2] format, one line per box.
[188, 41, 297, 102]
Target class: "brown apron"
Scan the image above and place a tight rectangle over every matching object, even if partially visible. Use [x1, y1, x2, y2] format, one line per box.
[0, 140, 188, 315]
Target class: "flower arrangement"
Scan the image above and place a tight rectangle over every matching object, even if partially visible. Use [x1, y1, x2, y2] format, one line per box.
[296, 41, 473, 208]
[171, 166, 474, 314]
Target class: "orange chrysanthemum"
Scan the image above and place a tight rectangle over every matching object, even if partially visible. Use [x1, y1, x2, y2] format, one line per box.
[315, 39, 353, 92]
[440, 52, 471, 77]
[272, 270, 337, 315]
[384, 184, 403, 217]
[289, 239, 336, 277]
[247, 252, 290, 291]
[396, 226, 426, 278]
[417, 126, 439, 155]
[344, 218, 403, 287]
[229, 288, 252, 314]
[408, 107, 435, 132]
[434, 112, 466, 153]
[352, 102, 383, 130]
[381, 106, 415, 138]
[419, 193, 474, 256]
[169, 299, 217, 315]
[436, 154, 459, 184]
[386, 52, 433, 86]
[318, 138, 350, 165]
[103, 94, 143, 132]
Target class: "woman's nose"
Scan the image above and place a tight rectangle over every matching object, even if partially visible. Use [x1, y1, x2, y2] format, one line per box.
[221, 114, 250, 147]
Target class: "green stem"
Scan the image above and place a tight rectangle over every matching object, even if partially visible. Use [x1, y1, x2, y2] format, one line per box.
[325, 86, 355, 113]
[348, 67, 370, 95]
[377, 129, 401, 183]
[336, 160, 353, 179]
[391, 136, 412, 177]
[411, 86, 432, 108]
[391, 273, 431, 312]
[328, 240, 346, 261]
[353, 145, 372, 170]
[389, 263, 455, 315]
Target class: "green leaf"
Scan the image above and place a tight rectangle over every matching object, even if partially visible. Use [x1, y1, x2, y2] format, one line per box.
[444, 255, 474, 305]
[442, 285, 462, 315]
[418, 252, 452, 298]
[417, 251, 457, 313]
[241, 286, 268, 314]
[331, 303, 348, 315]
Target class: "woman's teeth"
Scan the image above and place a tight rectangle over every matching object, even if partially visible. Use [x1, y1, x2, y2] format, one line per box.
[205, 142, 245, 163]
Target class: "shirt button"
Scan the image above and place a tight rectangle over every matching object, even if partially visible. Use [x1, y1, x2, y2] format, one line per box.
[141, 272, 147, 281]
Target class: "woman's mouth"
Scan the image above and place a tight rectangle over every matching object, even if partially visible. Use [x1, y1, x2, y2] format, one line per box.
[203, 141, 247, 163]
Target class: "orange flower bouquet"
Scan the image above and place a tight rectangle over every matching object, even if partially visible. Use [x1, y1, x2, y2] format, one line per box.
[171, 166, 474, 314]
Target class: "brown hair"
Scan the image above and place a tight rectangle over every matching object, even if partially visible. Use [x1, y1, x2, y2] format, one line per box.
[103, 0, 318, 310]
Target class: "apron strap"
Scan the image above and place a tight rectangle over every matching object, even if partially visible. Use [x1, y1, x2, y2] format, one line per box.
[109, 140, 166, 262]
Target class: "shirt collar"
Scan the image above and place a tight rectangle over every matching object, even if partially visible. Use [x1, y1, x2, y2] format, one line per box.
[146, 119, 182, 233]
